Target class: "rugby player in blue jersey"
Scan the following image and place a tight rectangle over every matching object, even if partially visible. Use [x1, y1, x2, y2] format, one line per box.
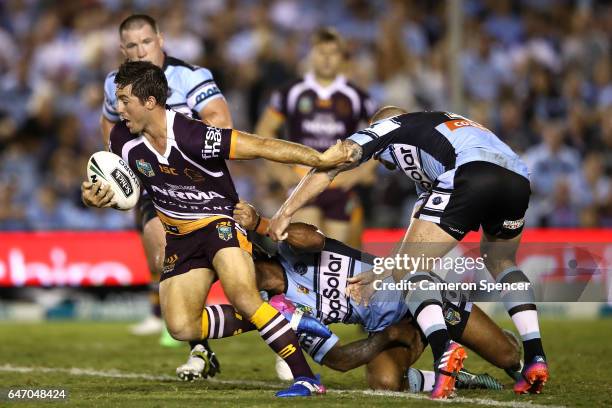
[269, 106, 549, 398]
[82, 61, 352, 397]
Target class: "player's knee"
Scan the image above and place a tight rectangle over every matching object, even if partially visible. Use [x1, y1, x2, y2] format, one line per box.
[166, 323, 197, 342]
[164, 314, 199, 341]
[143, 220, 166, 276]
[146, 249, 164, 276]
[367, 373, 402, 391]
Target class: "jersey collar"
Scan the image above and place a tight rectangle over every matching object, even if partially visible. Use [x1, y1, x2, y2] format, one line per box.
[304, 71, 347, 100]
[141, 109, 175, 164]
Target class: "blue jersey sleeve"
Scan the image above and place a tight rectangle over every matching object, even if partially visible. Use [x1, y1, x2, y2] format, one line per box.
[102, 71, 120, 122]
[348, 117, 403, 164]
[185, 67, 224, 114]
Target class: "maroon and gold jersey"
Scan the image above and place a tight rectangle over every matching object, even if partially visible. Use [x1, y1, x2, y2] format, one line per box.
[109, 110, 240, 235]
[269, 72, 376, 152]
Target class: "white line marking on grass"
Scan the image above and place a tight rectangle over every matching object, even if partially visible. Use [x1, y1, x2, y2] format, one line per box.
[0, 364, 278, 387]
[354, 390, 565, 408]
[0, 364, 564, 408]
[0, 364, 177, 381]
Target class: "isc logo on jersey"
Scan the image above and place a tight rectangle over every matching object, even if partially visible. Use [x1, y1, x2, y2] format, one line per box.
[316, 252, 351, 323]
[87, 151, 140, 210]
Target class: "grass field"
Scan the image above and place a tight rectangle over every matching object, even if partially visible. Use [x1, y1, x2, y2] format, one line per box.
[0, 318, 611, 407]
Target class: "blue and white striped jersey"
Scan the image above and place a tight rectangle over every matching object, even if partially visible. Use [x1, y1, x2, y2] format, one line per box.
[279, 237, 472, 364]
[348, 111, 529, 195]
[277, 239, 410, 363]
[103, 55, 224, 122]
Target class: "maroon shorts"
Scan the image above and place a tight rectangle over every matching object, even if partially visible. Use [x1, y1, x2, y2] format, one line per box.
[310, 188, 359, 222]
[160, 218, 251, 282]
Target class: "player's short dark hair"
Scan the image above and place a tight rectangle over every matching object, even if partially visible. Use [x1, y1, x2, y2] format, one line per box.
[311, 27, 345, 51]
[119, 14, 159, 36]
[114, 61, 168, 106]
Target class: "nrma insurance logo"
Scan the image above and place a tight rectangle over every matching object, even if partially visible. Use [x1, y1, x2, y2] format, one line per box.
[151, 184, 224, 204]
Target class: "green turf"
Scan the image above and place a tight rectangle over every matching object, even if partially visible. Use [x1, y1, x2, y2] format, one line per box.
[0, 319, 610, 407]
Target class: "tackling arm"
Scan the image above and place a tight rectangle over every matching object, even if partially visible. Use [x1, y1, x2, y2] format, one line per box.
[233, 201, 325, 252]
[320, 318, 419, 372]
[321, 332, 391, 372]
[320, 327, 405, 372]
[267, 140, 363, 241]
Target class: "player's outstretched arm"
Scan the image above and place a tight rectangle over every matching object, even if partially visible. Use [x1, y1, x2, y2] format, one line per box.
[267, 170, 333, 241]
[321, 323, 407, 372]
[267, 140, 363, 241]
[233, 201, 325, 252]
[230, 131, 350, 169]
[253, 108, 302, 188]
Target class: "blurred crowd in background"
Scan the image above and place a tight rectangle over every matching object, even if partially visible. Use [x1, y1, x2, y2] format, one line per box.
[0, 0, 610, 231]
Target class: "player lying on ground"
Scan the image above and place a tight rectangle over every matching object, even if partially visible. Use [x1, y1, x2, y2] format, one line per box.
[179, 200, 523, 393]
[270, 295, 512, 393]
[268, 106, 549, 398]
[81, 61, 353, 397]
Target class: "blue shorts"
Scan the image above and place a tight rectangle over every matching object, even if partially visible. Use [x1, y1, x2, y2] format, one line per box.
[352, 276, 473, 337]
[353, 279, 409, 332]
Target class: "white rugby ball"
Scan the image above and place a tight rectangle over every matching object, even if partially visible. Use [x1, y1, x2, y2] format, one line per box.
[86, 151, 140, 210]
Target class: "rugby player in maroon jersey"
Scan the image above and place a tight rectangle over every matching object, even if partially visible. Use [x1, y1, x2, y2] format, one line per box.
[82, 61, 351, 397]
[100, 15, 232, 368]
[255, 28, 377, 248]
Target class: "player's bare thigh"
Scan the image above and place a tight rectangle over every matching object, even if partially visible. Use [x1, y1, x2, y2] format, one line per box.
[141, 217, 166, 277]
[212, 247, 263, 318]
[392, 218, 458, 280]
[458, 304, 521, 370]
[160, 267, 216, 341]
